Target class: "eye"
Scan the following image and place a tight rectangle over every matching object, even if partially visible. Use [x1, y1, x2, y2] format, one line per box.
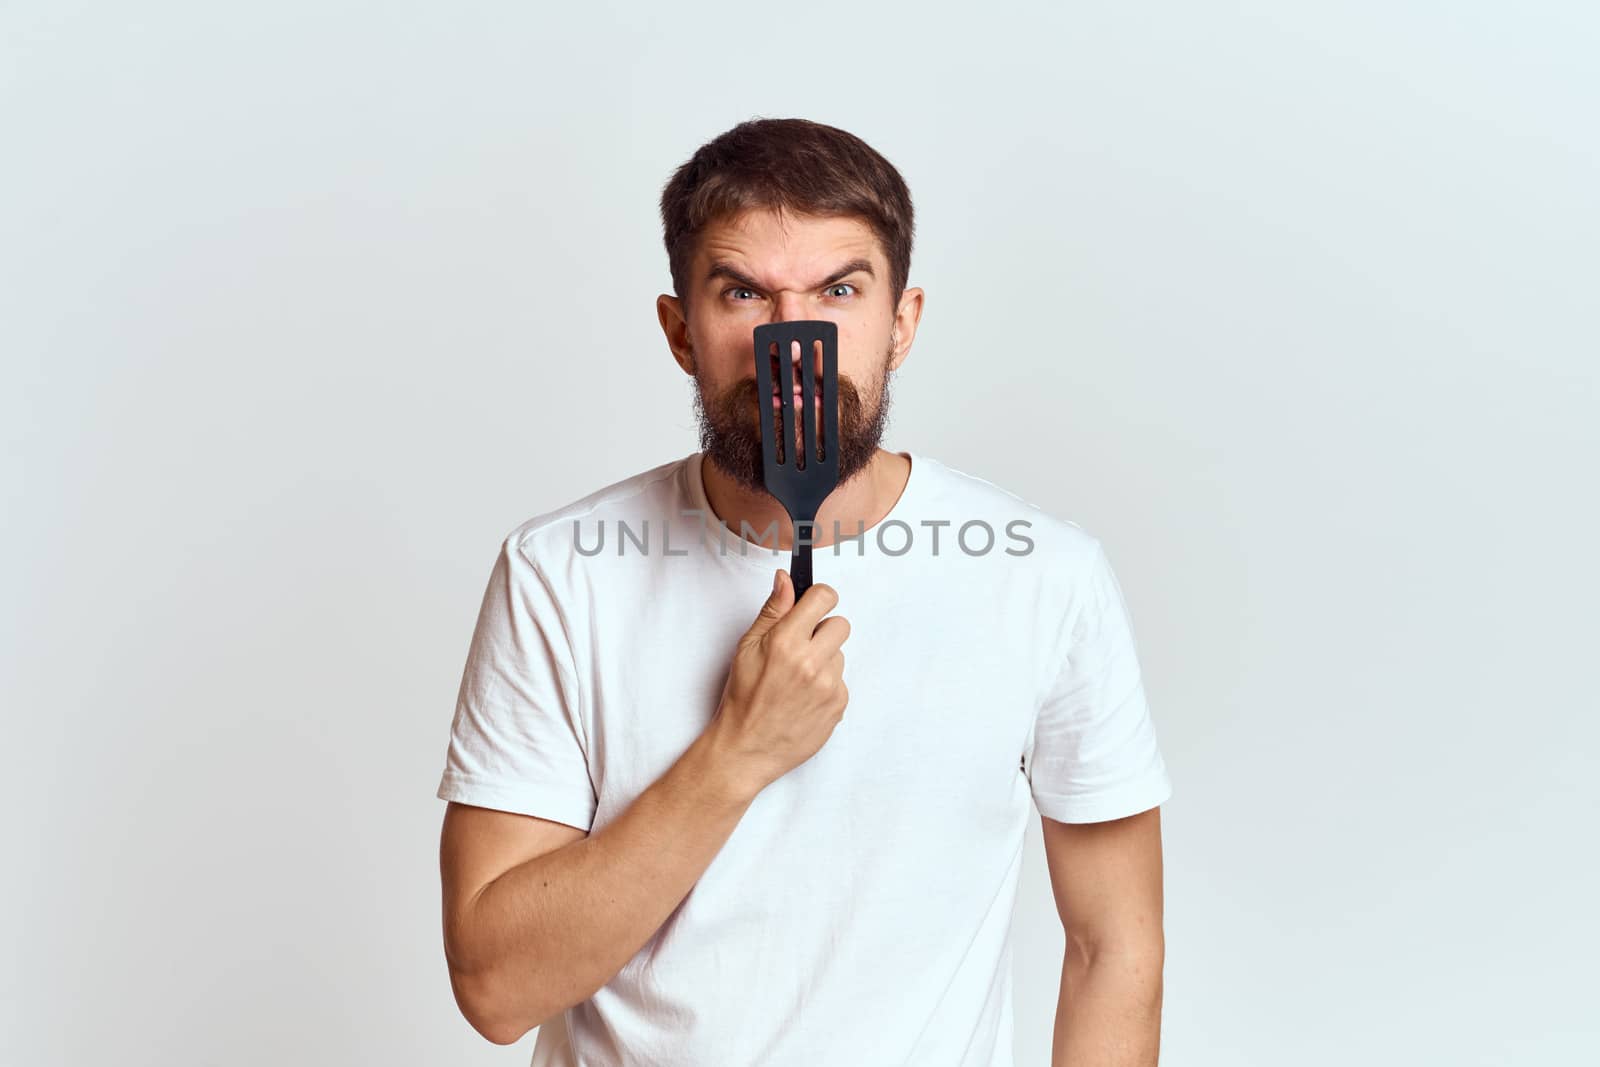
[725, 287, 759, 301]
[825, 283, 857, 298]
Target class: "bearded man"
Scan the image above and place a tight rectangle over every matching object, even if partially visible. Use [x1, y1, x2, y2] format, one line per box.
[437, 116, 1172, 1067]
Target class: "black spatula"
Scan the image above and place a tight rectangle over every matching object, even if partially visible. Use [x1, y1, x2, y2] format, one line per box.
[753, 319, 840, 599]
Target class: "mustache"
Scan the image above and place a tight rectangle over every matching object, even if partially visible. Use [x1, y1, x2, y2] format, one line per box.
[730, 375, 858, 404]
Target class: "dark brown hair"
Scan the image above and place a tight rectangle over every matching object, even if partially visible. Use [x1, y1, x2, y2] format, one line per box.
[659, 117, 915, 317]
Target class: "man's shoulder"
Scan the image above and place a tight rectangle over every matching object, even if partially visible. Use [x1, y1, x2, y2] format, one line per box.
[912, 451, 1102, 563]
[502, 453, 692, 567]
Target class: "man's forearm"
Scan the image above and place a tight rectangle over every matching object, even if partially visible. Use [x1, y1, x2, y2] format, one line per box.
[451, 727, 759, 1043]
[1051, 944, 1164, 1066]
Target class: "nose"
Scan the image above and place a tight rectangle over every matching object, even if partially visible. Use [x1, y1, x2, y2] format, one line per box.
[764, 300, 825, 385]
[773, 291, 810, 323]
[776, 335, 825, 394]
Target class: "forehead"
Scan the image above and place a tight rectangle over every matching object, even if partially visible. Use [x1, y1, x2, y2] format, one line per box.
[694, 209, 885, 279]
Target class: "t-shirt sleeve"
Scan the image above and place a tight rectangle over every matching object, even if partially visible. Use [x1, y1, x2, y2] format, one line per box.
[435, 534, 597, 832]
[1026, 539, 1173, 824]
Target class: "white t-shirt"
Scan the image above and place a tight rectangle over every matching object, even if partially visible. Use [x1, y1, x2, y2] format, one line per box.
[436, 449, 1172, 1066]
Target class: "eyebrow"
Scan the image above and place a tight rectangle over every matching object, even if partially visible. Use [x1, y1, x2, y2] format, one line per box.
[704, 257, 876, 293]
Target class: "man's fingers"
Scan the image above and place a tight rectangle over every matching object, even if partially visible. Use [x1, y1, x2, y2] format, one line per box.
[810, 614, 851, 655]
[775, 581, 840, 641]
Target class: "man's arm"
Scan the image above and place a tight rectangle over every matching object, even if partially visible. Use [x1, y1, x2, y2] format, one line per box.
[1041, 805, 1166, 1066]
[438, 571, 850, 1046]
[440, 728, 757, 1045]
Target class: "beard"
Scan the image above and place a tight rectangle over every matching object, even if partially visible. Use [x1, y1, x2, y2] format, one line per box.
[692, 339, 895, 496]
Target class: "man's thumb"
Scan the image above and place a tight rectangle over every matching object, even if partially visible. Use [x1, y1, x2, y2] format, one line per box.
[748, 568, 793, 636]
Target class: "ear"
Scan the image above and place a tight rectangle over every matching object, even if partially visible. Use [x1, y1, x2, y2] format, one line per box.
[888, 286, 924, 373]
[657, 293, 695, 374]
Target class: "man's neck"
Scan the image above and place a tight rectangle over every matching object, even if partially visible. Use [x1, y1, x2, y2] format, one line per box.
[700, 447, 912, 551]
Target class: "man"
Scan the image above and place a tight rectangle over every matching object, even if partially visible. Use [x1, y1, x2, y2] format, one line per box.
[436, 117, 1172, 1066]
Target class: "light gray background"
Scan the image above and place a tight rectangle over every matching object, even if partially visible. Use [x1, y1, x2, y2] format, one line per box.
[3, 2, 1596, 1064]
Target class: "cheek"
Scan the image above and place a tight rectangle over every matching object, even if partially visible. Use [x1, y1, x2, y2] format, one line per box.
[709, 320, 761, 361]
[692, 330, 753, 382]
[836, 323, 888, 379]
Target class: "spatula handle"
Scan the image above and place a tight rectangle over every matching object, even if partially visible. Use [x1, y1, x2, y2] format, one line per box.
[790, 522, 814, 600]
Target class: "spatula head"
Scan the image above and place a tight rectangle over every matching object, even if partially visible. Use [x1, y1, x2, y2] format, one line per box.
[753, 319, 840, 526]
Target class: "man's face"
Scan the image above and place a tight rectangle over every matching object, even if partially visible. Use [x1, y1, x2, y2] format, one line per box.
[667, 209, 905, 495]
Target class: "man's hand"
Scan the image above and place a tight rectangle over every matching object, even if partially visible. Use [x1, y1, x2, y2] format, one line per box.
[704, 567, 851, 796]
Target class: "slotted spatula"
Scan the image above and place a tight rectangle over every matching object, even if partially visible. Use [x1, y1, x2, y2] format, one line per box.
[753, 319, 840, 599]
